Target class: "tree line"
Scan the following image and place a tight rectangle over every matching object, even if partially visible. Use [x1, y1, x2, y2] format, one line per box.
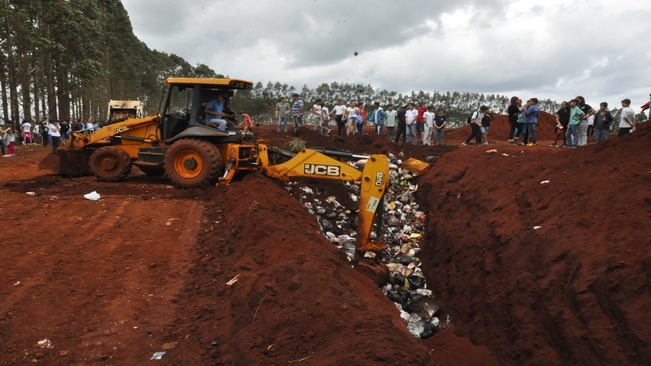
[231, 81, 563, 128]
[0, 0, 217, 131]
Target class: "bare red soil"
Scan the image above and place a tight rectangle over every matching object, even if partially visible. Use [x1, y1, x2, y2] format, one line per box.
[0, 117, 649, 365]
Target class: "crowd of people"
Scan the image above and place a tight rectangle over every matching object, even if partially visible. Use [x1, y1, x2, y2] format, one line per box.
[276, 92, 647, 148]
[0, 118, 99, 157]
[276, 95, 449, 145]
[504, 95, 640, 148]
[1, 93, 647, 157]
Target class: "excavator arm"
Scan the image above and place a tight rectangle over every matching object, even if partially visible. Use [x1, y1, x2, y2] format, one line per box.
[257, 144, 390, 253]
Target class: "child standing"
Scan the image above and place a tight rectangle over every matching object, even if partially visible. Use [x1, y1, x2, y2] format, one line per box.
[321, 103, 331, 135]
[2, 123, 16, 157]
[565, 99, 585, 148]
[240, 111, 254, 135]
[481, 111, 493, 145]
[356, 102, 366, 136]
[422, 106, 435, 146]
[433, 108, 447, 145]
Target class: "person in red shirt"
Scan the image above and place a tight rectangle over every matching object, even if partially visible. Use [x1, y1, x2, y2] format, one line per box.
[415, 101, 427, 143]
[240, 111, 254, 134]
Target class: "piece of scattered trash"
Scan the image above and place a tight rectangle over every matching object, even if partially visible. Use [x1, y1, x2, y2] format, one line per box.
[501, 153, 510, 157]
[84, 191, 101, 201]
[166, 218, 180, 226]
[533, 225, 543, 230]
[540, 180, 550, 185]
[13, 281, 20, 286]
[485, 149, 498, 154]
[37, 339, 54, 349]
[226, 275, 240, 286]
[26, 192, 36, 196]
[150, 351, 166, 360]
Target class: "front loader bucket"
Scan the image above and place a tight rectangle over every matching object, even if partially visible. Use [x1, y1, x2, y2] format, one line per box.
[38, 149, 93, 177]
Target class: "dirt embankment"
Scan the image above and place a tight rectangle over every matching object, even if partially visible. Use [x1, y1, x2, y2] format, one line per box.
[418, 123, 651, 365]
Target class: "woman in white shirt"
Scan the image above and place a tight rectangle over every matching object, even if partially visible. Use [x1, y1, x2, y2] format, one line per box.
[343, 101, 359, 136]
[329, 98, 347, 137]
[49, 121, 61, 152]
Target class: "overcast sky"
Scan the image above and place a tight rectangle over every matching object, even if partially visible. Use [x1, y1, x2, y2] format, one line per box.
[122, 0, 650, 111]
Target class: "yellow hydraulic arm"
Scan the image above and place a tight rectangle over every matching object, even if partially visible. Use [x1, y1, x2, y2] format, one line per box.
[258, 145, 390, 253]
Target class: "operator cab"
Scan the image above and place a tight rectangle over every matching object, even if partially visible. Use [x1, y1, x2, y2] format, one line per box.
[159, 77, 254, 142]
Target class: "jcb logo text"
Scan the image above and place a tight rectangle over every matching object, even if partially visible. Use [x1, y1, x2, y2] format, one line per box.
[304, 164, 340, 176]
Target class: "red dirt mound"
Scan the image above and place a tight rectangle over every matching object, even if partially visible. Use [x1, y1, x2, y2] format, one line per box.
[418, 123, 651, 365]
[445, 112, 558, 142]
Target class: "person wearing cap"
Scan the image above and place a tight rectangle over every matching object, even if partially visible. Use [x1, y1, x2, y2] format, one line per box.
[507, 97, 520, 144]
[275, 97, 290, 133]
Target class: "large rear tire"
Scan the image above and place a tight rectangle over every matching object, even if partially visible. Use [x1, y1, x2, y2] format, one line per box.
[164, 139, 223, 188]
[89, 146, 133, 182]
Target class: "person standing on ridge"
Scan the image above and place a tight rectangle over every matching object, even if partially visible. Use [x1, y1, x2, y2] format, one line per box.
[524, 98, 540, 146]
[291, 93, 304, 134]
[575, 96, 595, 146]
[507, 96, 520, 144]
[275, 97, 290, 133]
[617, 98, 636, 136]
[385, 104, 397, 140]
[415, 101, 427, 144]
[593, 102, 613, 144]
[463, 106, 488, 146]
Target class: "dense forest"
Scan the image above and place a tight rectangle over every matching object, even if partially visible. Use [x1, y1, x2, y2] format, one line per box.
[1, 1, 643, 131]
[0, 0, 217, 128]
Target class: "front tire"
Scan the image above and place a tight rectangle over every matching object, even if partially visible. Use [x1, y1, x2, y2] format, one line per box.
[88, 146, 133, 182]
[164, 139, 222, 188]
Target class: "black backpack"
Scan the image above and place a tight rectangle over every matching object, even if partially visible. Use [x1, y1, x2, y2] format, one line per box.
[467, 110, 477, 124]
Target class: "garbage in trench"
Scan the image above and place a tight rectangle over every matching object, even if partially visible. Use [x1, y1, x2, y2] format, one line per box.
[284, 151, 450, 339]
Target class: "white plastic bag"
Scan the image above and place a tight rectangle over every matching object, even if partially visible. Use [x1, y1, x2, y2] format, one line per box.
[84, 191, 101, 201]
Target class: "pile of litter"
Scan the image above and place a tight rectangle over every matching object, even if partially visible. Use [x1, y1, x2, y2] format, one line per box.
[284, 152, 448, 339]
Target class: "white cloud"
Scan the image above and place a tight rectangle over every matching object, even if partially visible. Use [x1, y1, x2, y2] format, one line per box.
[122, 0, 651, 110]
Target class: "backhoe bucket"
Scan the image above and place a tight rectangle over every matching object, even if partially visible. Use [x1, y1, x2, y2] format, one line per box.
[38, 149, 93, 177]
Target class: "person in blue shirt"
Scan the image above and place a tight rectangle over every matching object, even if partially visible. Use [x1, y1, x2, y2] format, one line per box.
[524, 98, 540, 146]
[205, 93, 235, 131]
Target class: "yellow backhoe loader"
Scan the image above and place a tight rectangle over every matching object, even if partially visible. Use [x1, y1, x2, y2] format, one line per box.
[38, 77, 404, 253]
